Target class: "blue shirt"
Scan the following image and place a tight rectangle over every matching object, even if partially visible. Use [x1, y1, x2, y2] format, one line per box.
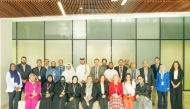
[46, 68, 60, 82]
[155, 72, 170, 92]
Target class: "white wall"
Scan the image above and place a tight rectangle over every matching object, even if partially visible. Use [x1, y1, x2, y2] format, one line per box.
[0, 19, 12, 107]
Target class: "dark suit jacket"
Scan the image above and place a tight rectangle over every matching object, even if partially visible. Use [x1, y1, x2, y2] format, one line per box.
[81, 83, 97, 101]
[169, 69, 184, 85]
[16, 64, 31, 80]
[114, 66, 128, 82]
[139, 67, 154, 87]
[32, 67, 47, 85]
[96, 82, 108, 100]
[136, 83, 149, 98]
[150, 64, 162, 79]
[90, 66, 104, 82]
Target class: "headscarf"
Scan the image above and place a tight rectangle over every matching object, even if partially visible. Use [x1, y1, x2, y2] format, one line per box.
[159, 65, 166, 79]
[9, 63, 20, 85]
[59, 76, 66, 91]
[64, 63, 75, 72]
[59, 76, 66, 84]
[47, 75, 54, 84]
[29, 73, 38, 84]
[72, 76, 78, 84]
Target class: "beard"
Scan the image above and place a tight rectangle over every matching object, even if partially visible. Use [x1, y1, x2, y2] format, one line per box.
[21, 62, 26, 65]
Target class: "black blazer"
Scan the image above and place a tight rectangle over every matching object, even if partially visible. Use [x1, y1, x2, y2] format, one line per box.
[150, 64, 162, 79]
[139, 68, 154, 87]
[136, 83, 149, 98]
[114, 66, 128, 82]
[32, 67, 47, 85]
[170, 69, 184, 85]
[16, 64, 31, 80]
[81, 83, 97, 101]
[96, 82, 108, 100]
[67, 83, 81, 99]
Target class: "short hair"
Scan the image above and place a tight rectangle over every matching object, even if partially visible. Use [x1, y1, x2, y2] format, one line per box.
[94, 58, 99, 62]
[118, 59, 123, 62]
[21, 56, 27, 59]
[44, 59, 49, 62]
[142, 60, 148, 64]
[111, 74, 121, 82]
[102, 58, 107, 62]
[98, 74, 105, 82]
[137, 75, 143, 79]
[58, 59, 63, 62]
[51, 61, 56, 64]
[154, 57, 160, 60]
[108, 62, 113, 64]
[36, 59, 42, 62]
[130, 62, 136, 65]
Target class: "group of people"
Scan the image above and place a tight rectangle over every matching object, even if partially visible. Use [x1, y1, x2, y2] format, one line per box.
[6, 56, 184, 109]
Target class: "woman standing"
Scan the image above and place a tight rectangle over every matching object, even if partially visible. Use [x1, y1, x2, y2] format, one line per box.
[39, 75, 55, 109]
[81, 75, 97, 109]
[6, 63, 22, 109]
[122, 73, 136, 109]
[108, 74, 124, 109]
[53, 76, 68, 109]
[96, 74, 109, 109]
[67, 76, 81, 109]
[155, 65, 170, 109]
[25, 73, 41, 109]
[170, 61, 184, 109]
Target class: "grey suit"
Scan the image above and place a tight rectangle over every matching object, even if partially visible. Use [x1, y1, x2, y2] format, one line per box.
[126, 68, 140, 84]
[90, 66, 104, 82]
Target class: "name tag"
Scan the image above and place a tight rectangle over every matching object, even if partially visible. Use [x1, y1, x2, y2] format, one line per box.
[161, 82, 164, 86]
[38, 76, 41, 80]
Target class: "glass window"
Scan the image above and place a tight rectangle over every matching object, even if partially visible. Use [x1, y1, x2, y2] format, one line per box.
[137, 18, 159, 39]
[112, 40, 136, 66]
[184, 41, 190, 90]
[161, 17, 183, 39]
[12, 40, 16, 64]
[185, 17, 190, 39]
[112, 18, 136, 39]
[87, 40, 111, 67]
[73, 40, 86, 69]
[73, 20, 86, 39]
[12, 22, 16, 39]
[17, 21, 44, 39]
[137, 40, 160, 69]
[45, 40, 72, 65]
[17, 40, 44, 68]
[45, 21, 72, 39]
[161, 40, 183, 71]
[87, 19, 111, 39]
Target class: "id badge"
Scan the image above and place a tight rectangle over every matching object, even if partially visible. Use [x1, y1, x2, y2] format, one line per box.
[46, 91, 49, 94]
[38, 76, 41, 80]
[161, 81, 164, 86]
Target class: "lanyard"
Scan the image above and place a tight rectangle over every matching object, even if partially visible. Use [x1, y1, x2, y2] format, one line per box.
[114, 84, 118, 93]
[61, 83, 66, 92]
[32, 83, 36, 92]
[73, 84, 76, 93]
[46, 83, 51, 93]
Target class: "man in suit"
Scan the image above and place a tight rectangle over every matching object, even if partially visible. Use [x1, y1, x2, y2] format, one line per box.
[139, 60, 154, 98]
[32, 59, 47, 85]
[126, 62, 140, 84]
[101, 58, 109, 71]
[150, 57, 161, 105]
[90, 58, 104, 83]
[114, 59, 128, 82]
[44, 58, 51, 70]
[56, 59, 65, 76]
[16, 56, 31, 100]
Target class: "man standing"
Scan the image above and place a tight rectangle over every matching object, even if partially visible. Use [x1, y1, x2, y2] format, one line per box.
[90, 58, 104, 83]
[44, 59, 51, 70]
[104, 62, 118, 82]
[126, 62, 140, 84]
[124, 58, 130, 68]
[150, 57, 162, 105]
[114, 59, 128, 82]
[76, 58, 90, 85]
[139, 60, 154, 98]
[32, 59, 47, 85]
[45, 61, 60, 82]
[16, 56, 31, 100]
[56, 59, 65, 76]
[62, 63, 76, 84]
[101, 58, 109, 71]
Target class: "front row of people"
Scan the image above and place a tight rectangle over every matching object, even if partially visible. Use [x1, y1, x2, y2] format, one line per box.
[6, 63, 171, 109]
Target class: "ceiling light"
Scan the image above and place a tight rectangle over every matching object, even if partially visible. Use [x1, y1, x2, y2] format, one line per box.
[121, 0, 127, 6]
[58, 1, 66, 16]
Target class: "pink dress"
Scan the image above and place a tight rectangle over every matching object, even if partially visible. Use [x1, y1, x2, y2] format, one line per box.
[24, 81, 41, 109]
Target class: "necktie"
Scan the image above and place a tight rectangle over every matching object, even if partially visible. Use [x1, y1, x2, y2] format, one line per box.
[120, 66, 122, 79]
[60, 67, 62, 75]
[132, 70, 135, 79]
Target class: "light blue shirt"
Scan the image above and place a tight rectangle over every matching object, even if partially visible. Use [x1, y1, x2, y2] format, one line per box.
[46, 68, 60, 82]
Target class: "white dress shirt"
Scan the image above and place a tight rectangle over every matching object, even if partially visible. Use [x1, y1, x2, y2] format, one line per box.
[174, 70, 178, 79]
[123, 81, 136, 96]
[62, 70, 76, 83]
[76, 64, 90, 84]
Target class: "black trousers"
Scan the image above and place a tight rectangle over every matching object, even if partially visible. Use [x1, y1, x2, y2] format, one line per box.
[157, 91, 168, 109]
[148, 89, 152, 98]
[8, 91, 21, 109]
[170, 81, 183, 109]
[81, 99, 94, 109]
[98, 97, 108, 109]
